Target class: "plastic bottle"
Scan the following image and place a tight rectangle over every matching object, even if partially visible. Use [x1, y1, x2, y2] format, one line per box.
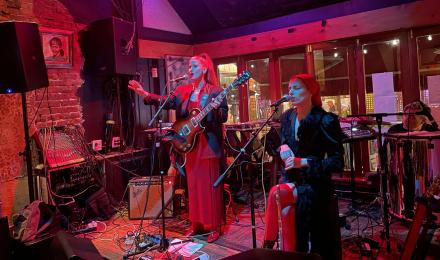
[279, 144, 294, 170]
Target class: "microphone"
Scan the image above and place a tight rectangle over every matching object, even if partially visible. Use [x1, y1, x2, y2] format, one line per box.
[270, 95, 291, 107]
[169, 74, 188, 82]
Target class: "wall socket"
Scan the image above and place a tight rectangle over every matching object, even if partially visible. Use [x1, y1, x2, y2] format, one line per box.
[112, 136, 120, 148]
[91, 139, 102, 151]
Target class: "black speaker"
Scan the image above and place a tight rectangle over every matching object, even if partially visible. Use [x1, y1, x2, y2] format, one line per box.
[0, 22, 48, 94]
[48, 230, 102, 260]
[81, 17, 137, 76]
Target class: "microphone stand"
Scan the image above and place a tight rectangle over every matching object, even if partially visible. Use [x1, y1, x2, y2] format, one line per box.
[214, 104, 280, 248]
[147, 85, 179, 253]
[125, 81, 182, 259]
[348, 111, 418, 254]
[136, 83, 175, 256]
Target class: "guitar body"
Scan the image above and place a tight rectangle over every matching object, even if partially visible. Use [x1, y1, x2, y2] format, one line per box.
[169, 108, 205, 154]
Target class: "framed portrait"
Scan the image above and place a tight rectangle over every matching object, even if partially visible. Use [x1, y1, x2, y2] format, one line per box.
[40, 27, 73, 68]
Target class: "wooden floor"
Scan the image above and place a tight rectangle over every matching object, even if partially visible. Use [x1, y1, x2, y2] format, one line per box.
[86, 198, 266, 259]
[84, 197, 409, 260]
[2, 177, 440, 259]
[87, 197, 440, 260]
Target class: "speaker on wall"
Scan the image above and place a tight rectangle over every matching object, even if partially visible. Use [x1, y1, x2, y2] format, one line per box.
[80, 17, 137, 76]
[0, 22, 49, 94]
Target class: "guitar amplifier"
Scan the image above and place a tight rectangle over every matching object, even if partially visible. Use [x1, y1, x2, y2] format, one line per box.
[128, 176, 174, 220]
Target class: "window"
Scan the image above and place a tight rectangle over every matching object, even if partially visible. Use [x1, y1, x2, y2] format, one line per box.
[279, 52, 306, 112]
[417, 33, 440, 107]
[363, 39, 403, 116]
[363, 38, 403, 171]
[313, 47, 351, 117]
[247, 58, 270, 121]
[217, 63, 239, 123]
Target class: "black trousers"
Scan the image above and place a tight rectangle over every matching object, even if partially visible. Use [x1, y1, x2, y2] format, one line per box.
[296, 193, 342, 260]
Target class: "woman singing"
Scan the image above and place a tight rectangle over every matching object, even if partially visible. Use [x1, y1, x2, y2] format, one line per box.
[128, 53, 227, 242]
[263, 74, 344, 259]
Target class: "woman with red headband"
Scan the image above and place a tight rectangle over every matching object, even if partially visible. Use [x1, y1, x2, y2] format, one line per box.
[263, 74, 344, 259]
[128, 53, 227, 242]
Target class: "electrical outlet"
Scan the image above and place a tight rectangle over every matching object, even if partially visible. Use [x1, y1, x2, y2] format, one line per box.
[91, 139, 102, 151]
[112, 137, 120, 148]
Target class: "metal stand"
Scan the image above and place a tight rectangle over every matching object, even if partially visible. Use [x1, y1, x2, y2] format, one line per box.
[147, 86, 177, 253]
[125, 81, 179, 259]
[343, 123, 376, 225]
[348, 111, 418, 253]
[21, 92, 36, 202]
[376, 114, 391, 253]
[214, 105, 279, 248]
[115, 76, 125, 151]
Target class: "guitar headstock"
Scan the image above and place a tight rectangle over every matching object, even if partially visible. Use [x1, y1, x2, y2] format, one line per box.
[232, 70, 251, 87]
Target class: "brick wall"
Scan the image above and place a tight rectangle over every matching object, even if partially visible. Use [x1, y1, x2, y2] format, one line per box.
[0, 0, 84, 181]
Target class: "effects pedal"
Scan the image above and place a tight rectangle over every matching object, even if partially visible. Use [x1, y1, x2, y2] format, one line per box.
[71, 221, 98, 235]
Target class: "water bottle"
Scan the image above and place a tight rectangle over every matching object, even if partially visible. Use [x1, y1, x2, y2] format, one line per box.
[279, 144, 294, 170]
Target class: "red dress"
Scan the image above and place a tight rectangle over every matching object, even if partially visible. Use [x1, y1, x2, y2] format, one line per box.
[185, 98, 224, 232]
[144, 83, 227, 232]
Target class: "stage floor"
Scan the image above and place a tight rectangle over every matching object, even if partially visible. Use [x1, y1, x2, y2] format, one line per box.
[2, 176, 440, 259]
[85, 194, 440, 259]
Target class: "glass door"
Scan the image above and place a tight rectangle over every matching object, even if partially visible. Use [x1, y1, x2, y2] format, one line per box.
[417, 33, 440, 109]
[362, 37, 403, 171]
[279, 51, 307, 112]
[246, 58, 270, 121]
[313, 47, 352, 117]
[312, 45, 352, 171]
[217, 62, 239, 123]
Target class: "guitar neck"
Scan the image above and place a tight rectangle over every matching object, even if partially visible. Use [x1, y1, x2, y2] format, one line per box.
[193, 84, 233, 125]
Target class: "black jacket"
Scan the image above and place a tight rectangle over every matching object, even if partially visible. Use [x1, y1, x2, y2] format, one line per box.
[280, 106, 344, 259]
[280, 106, 344, 196]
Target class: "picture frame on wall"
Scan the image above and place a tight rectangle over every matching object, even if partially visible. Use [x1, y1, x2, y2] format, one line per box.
[40, 27, 73, 68]
[165, 55, 191, 122]
[165, 55, 191, 90]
